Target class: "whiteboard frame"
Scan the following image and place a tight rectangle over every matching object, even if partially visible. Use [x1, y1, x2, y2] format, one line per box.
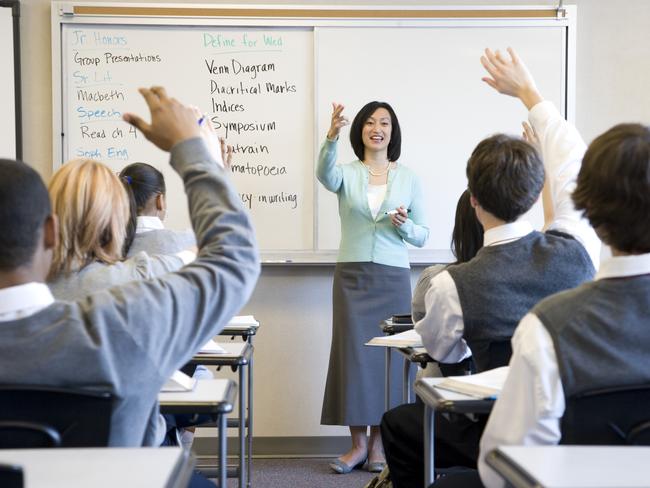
[2, 0, 21, 160]
[51, 3, 577, 265]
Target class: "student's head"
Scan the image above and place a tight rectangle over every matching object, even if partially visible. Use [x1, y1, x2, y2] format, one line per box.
[48, 159, 130, 276]
[119, 162, 166, 219]
[573, 123, 650, 254]
[0, 159, 56, 280]
[350, 101, 402, 162]
[452, 189, 484, 263]
[466, 134, 544, 223]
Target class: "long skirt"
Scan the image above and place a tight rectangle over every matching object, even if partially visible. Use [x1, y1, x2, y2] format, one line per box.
[321, 262, 412, 426]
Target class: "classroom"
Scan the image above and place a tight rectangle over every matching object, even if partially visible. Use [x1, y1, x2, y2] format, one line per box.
[1, 0, 650, 487]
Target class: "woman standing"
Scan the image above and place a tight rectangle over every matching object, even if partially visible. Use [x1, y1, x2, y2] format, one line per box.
[318, 102, 429, 473]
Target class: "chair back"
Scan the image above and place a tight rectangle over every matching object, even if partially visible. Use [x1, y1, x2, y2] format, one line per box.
[0, 385, 112, 448]
[561, 384, 650, 445]
[0, 464, 23, 488]
[484, 340, 512, 371]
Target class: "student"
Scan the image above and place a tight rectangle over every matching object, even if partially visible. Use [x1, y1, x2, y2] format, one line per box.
[381, 48, 601, 488]
[411, 189, 483, 323]
[0, 85, 260, 455]
[119, 162, 197, 257]
[46, 158, 195, 301]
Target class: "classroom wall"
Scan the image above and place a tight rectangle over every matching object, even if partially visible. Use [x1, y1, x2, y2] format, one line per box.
[19, 0, 650, 440]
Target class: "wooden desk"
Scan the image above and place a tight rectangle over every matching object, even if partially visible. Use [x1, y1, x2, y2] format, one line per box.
[414, 377, 494, 488]
[487, 445, 650, 488]
[190, 342, 252, 488]
[0, 447, 192, 488]
[160, 379, 235, 488]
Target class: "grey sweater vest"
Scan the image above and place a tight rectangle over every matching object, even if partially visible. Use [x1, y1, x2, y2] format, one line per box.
[534, 275, 650, 398]
[447, 230, 594, 372]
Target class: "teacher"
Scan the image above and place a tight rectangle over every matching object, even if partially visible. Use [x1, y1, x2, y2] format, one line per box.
[317, 101, 429, 474]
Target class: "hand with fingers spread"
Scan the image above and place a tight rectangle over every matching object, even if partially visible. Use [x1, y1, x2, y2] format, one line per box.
[191, 107, 225, 168]
[480, 47, 543, 110]
[219, 137, 233, 171]
[123, 86, 200, 151]
[327, 102, 350, 140]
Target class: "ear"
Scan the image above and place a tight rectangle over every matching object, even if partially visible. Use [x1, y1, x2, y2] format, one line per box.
[469, 194, 479, 209]
[156, 193, 166, 212]
[43, 215, 58, 251]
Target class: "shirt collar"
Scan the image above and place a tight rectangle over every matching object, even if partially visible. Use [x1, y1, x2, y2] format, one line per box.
[0, 282, 55, 320]
[596, 253, 650, 280]
[483, 221, 534, 247]
[136, 216, 165, 234]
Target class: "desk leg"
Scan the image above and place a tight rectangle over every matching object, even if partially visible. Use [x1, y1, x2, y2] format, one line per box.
[385, 347, 391, 411]
[402, 357, 411, 404]
[247, 337, 254, 488]
[423, 404, 434, 488]
[239, 364, 247, 488]
[219, 412, 227, 488]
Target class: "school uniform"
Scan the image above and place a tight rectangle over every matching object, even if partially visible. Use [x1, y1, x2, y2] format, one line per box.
[382, 101, 601, 488]
[0, 138, 260, 446]
[127, 216, 196, 258]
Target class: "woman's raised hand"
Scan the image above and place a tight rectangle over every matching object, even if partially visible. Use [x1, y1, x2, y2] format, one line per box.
[327, 102, 350, 140]
[521, 121, 540, 152]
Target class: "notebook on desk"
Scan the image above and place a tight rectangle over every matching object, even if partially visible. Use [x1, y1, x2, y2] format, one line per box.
[198, 339, 226, 354]
[226, 315, 259, 328]
[366, 329, 423, 348]
[435, 366, 509, 399]
[162, 370, 197, 392]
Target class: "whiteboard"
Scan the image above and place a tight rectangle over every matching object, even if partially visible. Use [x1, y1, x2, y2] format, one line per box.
[52, 3, 576, 263]
[0, 1, 19, 159]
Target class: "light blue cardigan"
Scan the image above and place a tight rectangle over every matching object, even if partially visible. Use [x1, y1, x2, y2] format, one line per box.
[317, 139, 429, 268]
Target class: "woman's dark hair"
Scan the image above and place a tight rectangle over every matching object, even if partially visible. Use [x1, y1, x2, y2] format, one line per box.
[451, 189, 484, 263]
[349, 101, 402, 162]
[120, 179, 137, 258]
[573, 123, 650, 253]
[466, 134, 544, 222]
[119, 162, 166, 213]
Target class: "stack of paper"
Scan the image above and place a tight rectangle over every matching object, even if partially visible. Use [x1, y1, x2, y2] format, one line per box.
[366, 329, 423, 348]
[435, 366, 509, 399]
[162, 370, 197, 392]
[198, 339, 226, 354]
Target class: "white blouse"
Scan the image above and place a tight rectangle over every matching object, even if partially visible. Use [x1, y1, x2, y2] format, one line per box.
[367, 184, 387, 219]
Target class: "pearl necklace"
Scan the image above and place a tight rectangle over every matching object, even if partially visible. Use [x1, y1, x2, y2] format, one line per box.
[363, 160, 391, 177]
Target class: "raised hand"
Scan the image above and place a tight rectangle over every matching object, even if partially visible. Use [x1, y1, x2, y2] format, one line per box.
[220, 137, 233, 171]
[480, 47, 543, 110]
[327, 102, 350, 140]
[123, 86, 200, 151]
[521, 121, 540, 152]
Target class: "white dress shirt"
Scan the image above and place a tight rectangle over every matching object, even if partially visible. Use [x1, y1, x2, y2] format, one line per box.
[0, 282, 54, 321]
[135, 215, 165, 234]
[478, 252, 650, 488]
[414, 101, 601, 363]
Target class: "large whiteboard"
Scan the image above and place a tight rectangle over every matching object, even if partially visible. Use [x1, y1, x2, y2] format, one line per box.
[52, 4, 576, 263]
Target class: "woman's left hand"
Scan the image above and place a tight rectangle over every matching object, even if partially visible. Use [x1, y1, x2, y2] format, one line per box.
[390, 206, 409, 227]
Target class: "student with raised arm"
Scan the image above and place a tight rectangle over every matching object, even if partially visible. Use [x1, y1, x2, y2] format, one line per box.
[0, 85, 260, 458]
[381, 48, 601, 488]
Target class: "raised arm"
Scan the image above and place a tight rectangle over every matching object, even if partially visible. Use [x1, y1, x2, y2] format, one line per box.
[316, 102, 350, 192]
[88, 86, 261, 380]
[481, 47, 600, 267]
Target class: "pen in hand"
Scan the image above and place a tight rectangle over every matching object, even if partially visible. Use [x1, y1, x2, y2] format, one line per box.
[385, 209, 412, 216]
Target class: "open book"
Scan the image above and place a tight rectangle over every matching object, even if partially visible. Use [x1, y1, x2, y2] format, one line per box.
[162, 370, 197, 392]
[435, 366, 509, 399]
[366, 329, 422, 348]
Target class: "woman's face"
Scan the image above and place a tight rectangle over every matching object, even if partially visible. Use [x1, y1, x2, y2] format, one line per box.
[361, 107, 392, 153]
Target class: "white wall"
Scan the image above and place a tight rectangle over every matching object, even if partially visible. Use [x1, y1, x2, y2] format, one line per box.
[20, 0, 650, 437]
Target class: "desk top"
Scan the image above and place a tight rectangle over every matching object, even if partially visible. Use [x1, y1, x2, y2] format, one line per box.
[488, 446, 650, 488]
[414, 377, 494, 414]
[159, 378, 235, 414]
[220, 316, 260, 336]
[0, 447, 191, 488]
[380, 319, 414, 335]
[191, 341, 252, 366]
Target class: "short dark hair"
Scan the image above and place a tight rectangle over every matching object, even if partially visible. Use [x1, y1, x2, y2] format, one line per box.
[573, 123, 650, 253]
[0, 159, 51, 269]
[452, 189, 484, 263]
[349, 101, 402, 162]
[466, 134, 544, 222]
[119, 162, 166, 213]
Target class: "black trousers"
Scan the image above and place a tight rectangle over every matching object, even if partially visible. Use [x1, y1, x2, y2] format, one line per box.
[430, 469, 483, 488]
[381, 401, 487, 488]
